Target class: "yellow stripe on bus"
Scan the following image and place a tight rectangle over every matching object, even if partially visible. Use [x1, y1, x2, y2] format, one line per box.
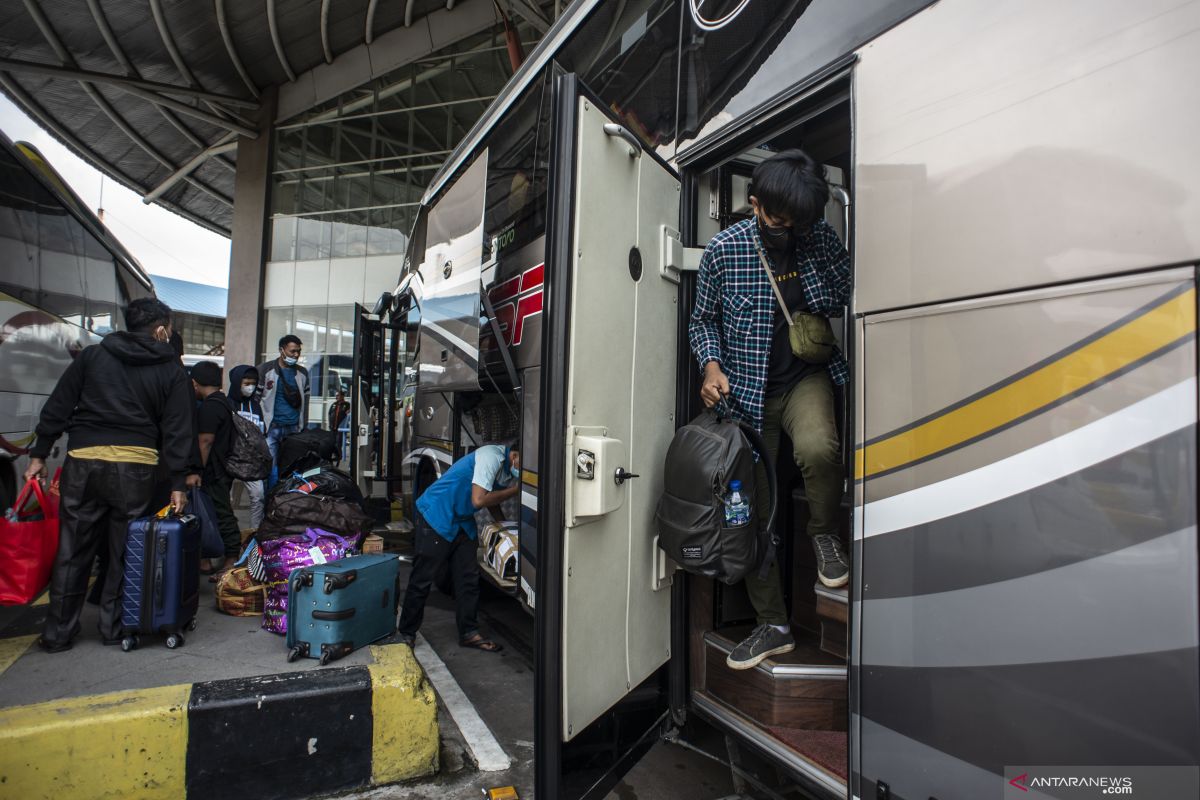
[857, 287, 1196, 481]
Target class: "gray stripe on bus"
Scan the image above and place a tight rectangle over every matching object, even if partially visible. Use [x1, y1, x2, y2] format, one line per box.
[860, 527, 1198, 669]
[857, 647, 1200, 783]
[862, 426, 1195, 599]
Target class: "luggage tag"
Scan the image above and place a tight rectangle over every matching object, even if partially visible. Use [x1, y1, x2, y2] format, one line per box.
[308, 547, 328, 565]
[155, 505, 173, 519]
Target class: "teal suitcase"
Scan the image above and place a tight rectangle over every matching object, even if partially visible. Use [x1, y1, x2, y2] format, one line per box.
[285, 553, 400, 664]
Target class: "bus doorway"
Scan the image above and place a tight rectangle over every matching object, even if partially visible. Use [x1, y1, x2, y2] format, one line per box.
[679, 81, 855, 797]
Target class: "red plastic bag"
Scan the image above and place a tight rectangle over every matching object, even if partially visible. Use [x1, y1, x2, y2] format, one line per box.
[0, 478, 61, 605]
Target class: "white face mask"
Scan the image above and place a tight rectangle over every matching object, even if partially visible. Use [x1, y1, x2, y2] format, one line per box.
[241, 385, 256, 397]
[283, 356, 298, 367]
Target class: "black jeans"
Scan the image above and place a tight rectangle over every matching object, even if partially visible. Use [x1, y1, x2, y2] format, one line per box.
[397, 526, 481, 641]
[203, 474, 242, 557]
[44, 456, 155, 644]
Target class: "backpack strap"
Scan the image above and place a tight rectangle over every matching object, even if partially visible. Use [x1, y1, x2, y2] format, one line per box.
[734, 419, 779, 580]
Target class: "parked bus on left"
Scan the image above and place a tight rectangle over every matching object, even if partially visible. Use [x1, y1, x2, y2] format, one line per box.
[0, 131, 155, 509]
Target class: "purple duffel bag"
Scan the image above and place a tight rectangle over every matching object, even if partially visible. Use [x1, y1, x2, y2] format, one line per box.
[259, 528, 359, 635]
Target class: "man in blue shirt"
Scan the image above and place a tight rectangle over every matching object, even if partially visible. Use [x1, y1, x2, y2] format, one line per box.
[256, 335, 310, 473]
[398, 443, 521, 652]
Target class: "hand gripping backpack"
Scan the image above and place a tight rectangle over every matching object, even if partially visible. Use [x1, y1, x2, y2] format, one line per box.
[655, 398, 778, 585]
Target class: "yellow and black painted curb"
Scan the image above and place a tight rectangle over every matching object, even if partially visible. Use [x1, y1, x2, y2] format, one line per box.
[0, 643, 438, 800]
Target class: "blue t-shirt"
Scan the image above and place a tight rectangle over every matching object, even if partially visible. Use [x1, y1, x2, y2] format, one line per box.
[415, 445, 513, 541]
[273, 367, 300, 426]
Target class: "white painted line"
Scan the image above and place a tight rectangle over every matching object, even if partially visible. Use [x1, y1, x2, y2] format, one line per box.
[412, 634, 511, 772]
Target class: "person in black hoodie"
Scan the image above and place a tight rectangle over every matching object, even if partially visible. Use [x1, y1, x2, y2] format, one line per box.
[24, 298, 193, 653]
[190, 361, 241, 564]
[228, 364, 266, 529]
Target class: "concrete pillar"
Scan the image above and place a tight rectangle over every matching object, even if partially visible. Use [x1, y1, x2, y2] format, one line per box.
[223, 86, 277, 373]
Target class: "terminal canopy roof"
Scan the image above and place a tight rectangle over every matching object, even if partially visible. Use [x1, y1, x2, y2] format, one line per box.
[0, 0, 551, 236]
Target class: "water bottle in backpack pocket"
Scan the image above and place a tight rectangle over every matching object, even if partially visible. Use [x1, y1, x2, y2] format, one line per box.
[723, 480, 751, 527]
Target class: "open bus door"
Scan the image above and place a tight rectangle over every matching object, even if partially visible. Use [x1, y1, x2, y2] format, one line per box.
[535, 73, 684, 800]
[350, 302, 383, 498]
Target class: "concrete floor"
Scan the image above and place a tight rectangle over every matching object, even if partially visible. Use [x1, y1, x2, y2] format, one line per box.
[0, 485, 740, 800]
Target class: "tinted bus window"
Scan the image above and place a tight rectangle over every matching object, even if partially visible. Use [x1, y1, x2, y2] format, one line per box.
[676, 0, 934, 153]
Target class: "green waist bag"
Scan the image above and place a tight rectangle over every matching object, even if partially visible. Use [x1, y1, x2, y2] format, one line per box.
[786, 311, 836, 364]
[757, 243, 836, 364]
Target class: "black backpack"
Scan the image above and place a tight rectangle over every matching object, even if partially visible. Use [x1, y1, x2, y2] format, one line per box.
[655, 399, 778, 585]
[224, 412, 272, 481]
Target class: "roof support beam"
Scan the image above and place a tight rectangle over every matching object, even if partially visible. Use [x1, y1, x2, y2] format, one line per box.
[0, 72, 232, 236]
[506, 0, 551, 33]
[267, 0, 298, 82]
[320, 0, 334, 63]
[144, 136, 240, 204]
[403, 0, 415, 29]
[215, 0, 261, 99]
[18, 0, 234, 209]
[148, 0, 199, 88]
[83, 0, 242, 174]
[0, 58, 258, 109]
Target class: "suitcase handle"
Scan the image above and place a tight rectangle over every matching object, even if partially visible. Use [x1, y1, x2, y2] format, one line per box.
[323, 570, 358, 594]
[312, 608, 356, 621]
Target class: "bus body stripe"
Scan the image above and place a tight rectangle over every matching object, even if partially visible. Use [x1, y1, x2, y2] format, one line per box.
[862, 378, 1196, 538]
[856, 284, 1196, 481]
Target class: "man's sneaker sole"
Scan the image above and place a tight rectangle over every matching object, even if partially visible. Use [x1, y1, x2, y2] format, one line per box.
[817, 571, 849, 589]
[726, 641, 795, 671]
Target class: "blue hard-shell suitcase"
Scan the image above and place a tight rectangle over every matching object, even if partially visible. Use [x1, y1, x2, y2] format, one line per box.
[120, 513, 201, 651]
[285, 553, 400, 664]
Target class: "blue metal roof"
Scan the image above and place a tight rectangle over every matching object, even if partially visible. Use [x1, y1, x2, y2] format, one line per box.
[151, 274, 228, 319]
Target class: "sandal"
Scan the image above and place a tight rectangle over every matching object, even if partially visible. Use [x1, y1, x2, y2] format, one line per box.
[460, 633, 503, 653]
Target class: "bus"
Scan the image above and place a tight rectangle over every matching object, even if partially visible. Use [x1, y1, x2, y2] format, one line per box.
[351, 1, 1200, 798]
[0, 131, 155, 509]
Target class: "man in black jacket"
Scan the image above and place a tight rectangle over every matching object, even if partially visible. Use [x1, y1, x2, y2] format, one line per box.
[24, 298, 193, 653]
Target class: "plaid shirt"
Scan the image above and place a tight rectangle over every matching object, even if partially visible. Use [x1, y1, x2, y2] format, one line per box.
[690, 218, 851, 431]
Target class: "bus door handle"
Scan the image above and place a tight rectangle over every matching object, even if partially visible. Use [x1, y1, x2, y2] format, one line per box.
[603, 124, 641, 158]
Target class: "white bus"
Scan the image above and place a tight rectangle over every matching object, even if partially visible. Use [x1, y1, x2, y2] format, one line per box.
[0, 132, 155, 508]
[354, 1, 1200, 798]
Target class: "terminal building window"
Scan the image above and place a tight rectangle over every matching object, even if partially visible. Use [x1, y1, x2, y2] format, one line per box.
[261, 23, 539, 428]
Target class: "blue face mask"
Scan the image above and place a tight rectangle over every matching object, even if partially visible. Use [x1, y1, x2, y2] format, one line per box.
[283, 356, 298, 367]
[510, 466, 520, 480]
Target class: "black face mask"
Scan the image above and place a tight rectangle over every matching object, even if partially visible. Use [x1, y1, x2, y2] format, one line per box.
[757, 218, 792, 250]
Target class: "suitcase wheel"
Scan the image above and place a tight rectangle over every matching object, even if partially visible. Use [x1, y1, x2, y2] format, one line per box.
[186, 618, 198, 632]
[319, 651, 333, 666]
[165, 633, 184, 649]
[121, 636, 138, 652]
[287, 646, 304, 663]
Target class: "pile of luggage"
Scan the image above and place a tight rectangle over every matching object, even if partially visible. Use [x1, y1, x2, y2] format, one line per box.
[217, 430, 399, 664]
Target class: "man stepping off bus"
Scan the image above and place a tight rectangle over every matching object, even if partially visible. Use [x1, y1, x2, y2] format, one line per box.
[397, 443, 521, 653]
[690, 149, 851, 670]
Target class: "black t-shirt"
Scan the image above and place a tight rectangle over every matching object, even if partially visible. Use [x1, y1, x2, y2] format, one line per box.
[764, 241, 822, 397]
[196, 391, 233, 481]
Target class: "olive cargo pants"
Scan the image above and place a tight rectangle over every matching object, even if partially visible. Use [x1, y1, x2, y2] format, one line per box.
[744, 370, 843, 626]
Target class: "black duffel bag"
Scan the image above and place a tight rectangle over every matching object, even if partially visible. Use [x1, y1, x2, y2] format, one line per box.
[655, 397, 778, 585]
[256, 492, 373, 542]
[277, 428, 341, 476]
[268, 465, 366, 510]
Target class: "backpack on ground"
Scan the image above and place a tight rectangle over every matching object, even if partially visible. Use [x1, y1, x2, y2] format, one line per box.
[655, 398, 778, 585]
[224, 410, 272, 481]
